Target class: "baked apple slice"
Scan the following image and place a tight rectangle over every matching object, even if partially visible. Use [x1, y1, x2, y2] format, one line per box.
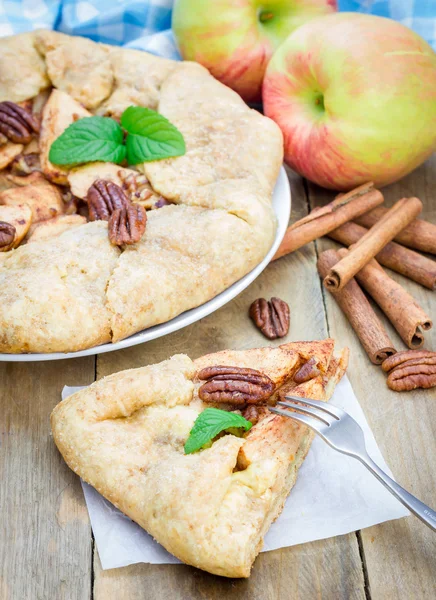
[68, 162, 160, 209]
[0, 141, 24, 170]
[68, 163, 138, 199]
[0, 203, 32, 251]
[26, 214, 86, 243]
[0, 177, 64, 222]
[39, 89, 90, 185]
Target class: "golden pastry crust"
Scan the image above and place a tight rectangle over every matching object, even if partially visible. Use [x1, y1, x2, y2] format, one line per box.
[35, 30, 113, 109]
[98, 48, 178, 117]
[0, 222, 120, 353]
[141, 62, 283, 199]
[107, 202, 275, 342]
[0, 32, 49, 103]
[51, 340, 348, 577]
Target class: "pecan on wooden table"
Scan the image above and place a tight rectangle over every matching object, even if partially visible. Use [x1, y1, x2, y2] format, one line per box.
[249, 297, 290, 340]
[0, 101, 40, 144]
[108, 203, 147, 246]
[197, 366, 275, 405]
[382, 350, 436, 391]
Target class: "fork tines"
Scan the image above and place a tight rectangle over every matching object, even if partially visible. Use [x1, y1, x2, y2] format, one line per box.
[269, 396, 343, 428]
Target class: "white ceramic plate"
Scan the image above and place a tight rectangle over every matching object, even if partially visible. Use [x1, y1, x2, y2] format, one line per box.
[1, 167, 291, 362]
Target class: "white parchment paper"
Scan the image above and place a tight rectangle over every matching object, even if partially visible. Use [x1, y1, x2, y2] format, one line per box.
[62, 376, 409, 570]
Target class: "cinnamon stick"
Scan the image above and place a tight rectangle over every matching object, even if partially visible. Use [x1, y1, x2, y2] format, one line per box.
[355, 206, 436, 255]
[273, 182, 384, 260]
[328, 221, 436, 290]
[317, 249, 396, 364]
[336, 248, 432, 349]
[324, 197, 423, 291]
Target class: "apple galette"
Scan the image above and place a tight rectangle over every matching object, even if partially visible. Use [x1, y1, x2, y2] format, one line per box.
[51, 339, 348, 577]
[0, 30, 283, 353]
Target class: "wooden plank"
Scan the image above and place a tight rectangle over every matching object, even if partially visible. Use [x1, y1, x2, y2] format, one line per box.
[94, 535, 365, 600]
[0, 358, 95, 600]
[311, 155, 436, 599]
[93, 168, 366, 600]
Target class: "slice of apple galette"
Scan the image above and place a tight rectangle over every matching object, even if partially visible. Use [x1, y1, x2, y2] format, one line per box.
[51, 339, 348, 577]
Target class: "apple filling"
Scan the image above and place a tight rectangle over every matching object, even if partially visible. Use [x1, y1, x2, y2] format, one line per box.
[0, 91, 171, 252]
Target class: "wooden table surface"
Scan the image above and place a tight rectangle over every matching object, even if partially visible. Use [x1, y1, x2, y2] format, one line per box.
[1, 156, 435, 600]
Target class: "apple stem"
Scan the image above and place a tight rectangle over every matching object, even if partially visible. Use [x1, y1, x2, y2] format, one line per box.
[314, 93, 325, 112]
[259, 11, 274, 23]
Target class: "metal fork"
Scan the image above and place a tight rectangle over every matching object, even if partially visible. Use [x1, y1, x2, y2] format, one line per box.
[270, 396, 436, 532]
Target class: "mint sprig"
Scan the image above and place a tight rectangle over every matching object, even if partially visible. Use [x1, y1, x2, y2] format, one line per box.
[184, 408, 252, 455]
[48, 107, 186, 167]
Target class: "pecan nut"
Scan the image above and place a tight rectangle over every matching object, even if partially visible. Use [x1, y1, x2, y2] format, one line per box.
[382, 350, 436, 392]
[249, 297, 290, 340]
[197, 366, 275, 405]
[0, 221, 16, 251]
[0, 101, 39, 144]
[86, 180, 129, 221]
[382, 350, 435, 372]
[108, 204, 147, 246]
[294, 357, 321, 384]
[242, 405, 261, 426]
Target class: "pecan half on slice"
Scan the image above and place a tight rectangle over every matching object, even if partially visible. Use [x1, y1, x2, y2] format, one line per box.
[294, 357, 321, 384]
[197, 366, 275, 405]
[382, 350, 436, 392]
[0, 101, 40, 144]
[242, 405, 261, 426]
[86, 180, 129, 221]
[249, 297, 290, 340]
[108, 204, 147, 246]
[0, 221, 16, 251]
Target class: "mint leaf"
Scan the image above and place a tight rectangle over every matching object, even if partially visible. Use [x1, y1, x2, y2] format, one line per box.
[121, 106, 186, 164]
[48, 108, 185, 167]
[49, 116, 126, 166]
[184, 408, 252, 455]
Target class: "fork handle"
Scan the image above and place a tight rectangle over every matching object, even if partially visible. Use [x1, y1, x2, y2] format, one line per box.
[358, 454, 436, 532]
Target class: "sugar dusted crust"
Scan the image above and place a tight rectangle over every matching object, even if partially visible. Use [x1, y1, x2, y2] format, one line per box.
[0, 30, 283, 353]
[0, 222, 120, 352]
[51, 340, 348, 577]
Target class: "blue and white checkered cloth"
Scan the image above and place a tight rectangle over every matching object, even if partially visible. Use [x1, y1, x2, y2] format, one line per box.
[0, 0, 180, 58]
[0, 0, 434, 57]
[340, 1, 436, 50]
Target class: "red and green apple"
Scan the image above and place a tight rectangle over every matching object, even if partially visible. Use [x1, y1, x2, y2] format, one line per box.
[263, 13, 436, 190]
[172, 0, 337, 102]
